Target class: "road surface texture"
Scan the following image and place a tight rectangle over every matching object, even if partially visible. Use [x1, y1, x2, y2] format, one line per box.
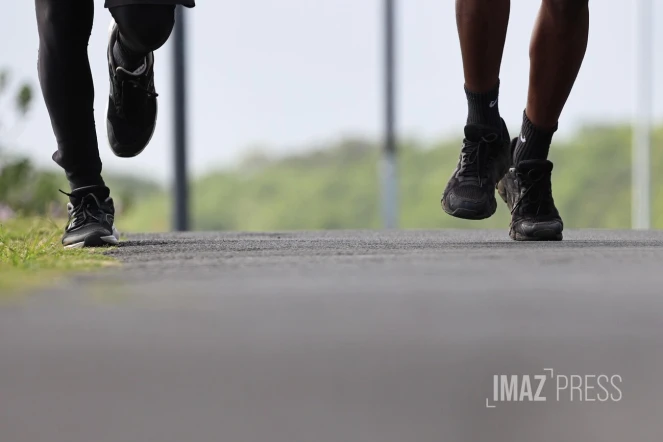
[2, 229, 663, 442]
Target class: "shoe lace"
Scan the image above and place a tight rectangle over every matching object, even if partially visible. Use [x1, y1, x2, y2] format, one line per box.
[114, 75, 158, 118]
[511, 170, 553, 217]
[457, 133, 499, 187]
[59, 190, 106, 229]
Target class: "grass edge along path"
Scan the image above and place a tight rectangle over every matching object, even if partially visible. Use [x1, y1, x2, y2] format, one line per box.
[0, 217, 119, 297]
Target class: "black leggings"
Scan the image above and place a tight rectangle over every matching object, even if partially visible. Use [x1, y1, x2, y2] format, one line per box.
[35, 0, 175, 189]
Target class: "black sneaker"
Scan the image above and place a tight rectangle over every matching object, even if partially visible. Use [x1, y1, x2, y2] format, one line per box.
[61, 186, 120, 249]
[497, 150, 563, 241]
[441, 120, 511, 219]
[106, 20, 158, 158]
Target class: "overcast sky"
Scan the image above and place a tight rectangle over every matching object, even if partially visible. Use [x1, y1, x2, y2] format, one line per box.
[1, 0, 662, 183]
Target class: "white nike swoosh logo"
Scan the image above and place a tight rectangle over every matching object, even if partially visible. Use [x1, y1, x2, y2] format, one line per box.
[489, 99, 498, 108]
[520, 135, 526, 143]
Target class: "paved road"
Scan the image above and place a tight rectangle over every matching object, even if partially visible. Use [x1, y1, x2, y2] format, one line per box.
[2, 230, 663, 442]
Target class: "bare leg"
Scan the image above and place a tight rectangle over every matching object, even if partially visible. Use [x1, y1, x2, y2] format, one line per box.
[515, 0, 589, 163]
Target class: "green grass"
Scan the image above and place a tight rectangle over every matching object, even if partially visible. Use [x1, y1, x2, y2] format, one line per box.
[0, 218, 118, 294]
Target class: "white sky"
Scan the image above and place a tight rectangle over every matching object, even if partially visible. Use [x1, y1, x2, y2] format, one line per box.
[1, 0, 662, 183]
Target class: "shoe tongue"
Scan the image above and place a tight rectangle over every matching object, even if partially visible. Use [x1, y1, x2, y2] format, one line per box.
[516, 159, 553, 174]
[70, 185, 110, 204]
[464, 124, 500, 142]
[117, 62, 147, 78]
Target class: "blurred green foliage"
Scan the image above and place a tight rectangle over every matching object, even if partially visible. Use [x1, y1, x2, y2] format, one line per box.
[0, 157, 161, 218]
[0, 157, 64, 216]
[3, 124, 662, 232]
[0, 67, 161, 217]
[121, 124, 663, 232]
[0, 67, 45, 216]
[1, 68, 661, 232]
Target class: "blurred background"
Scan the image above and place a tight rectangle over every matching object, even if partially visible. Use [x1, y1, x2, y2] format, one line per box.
[1, 0, 662, 232]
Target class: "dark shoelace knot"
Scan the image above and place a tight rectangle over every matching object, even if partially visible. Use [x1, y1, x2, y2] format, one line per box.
[511, 169, 553, 217]
[457, 133, 499, 187]
[59, 190, 107, 229]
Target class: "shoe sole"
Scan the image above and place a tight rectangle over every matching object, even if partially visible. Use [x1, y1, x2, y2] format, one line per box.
[441, 196, 497, 220]
[510, 230, 563, 241]
[64, 226, 121, 249]
[106, 19, 158, 159]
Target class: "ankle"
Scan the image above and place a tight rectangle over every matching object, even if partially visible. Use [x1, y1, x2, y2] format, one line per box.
[514, 111, 557, 163]
[113, 34, 145, 72]
[465, 80, 502, 130]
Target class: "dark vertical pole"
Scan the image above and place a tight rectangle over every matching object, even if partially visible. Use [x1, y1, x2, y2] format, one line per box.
[382, 0, 398, 228]
[173, 5, 189, 231]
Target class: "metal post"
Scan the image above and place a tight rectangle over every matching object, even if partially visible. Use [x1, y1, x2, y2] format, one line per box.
[382, 0, 398, 229]
[173, 5, 189, 231]
[632, 0, 652, 230]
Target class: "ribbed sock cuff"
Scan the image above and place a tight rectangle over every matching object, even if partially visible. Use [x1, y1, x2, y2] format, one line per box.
[465, 80, 502, 130]
[513, 111, 557, 163]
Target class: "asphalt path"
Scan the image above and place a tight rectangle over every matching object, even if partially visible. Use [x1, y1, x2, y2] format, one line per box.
[2, 230, 663, 442]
